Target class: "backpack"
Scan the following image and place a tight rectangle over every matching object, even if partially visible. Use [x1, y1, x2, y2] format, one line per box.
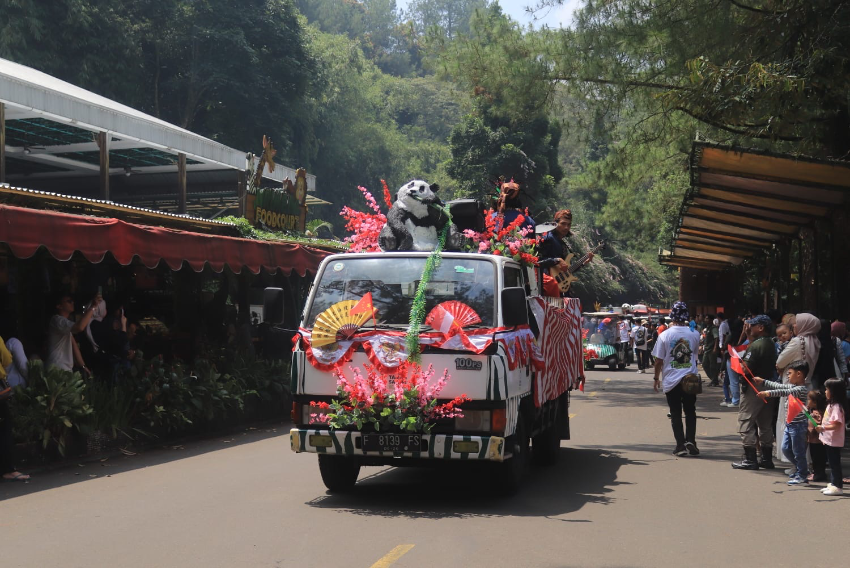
[635, 327, 646, 346]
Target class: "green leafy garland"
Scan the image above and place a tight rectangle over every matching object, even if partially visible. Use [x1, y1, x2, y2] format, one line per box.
[406, 208, 452, 362]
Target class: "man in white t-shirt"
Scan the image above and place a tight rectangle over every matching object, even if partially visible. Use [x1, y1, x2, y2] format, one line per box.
[47, 292, 100, 373]
[617, 315, 630, 367]
[653, 301, 701, 457]
[632, 320, 649, 373]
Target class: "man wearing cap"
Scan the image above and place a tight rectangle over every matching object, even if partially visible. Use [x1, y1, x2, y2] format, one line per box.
[732, 314, 778, 470]
[538, 209, 594, 297]
[653, 301, 702, 456]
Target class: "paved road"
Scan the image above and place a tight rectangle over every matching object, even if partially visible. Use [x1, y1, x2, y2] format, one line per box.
[2, 368, 846, 568]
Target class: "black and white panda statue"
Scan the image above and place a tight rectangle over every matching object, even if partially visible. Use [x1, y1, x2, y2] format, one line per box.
[379, 180, 451, 252]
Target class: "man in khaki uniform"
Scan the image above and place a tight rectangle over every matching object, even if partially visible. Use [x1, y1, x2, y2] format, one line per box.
[732, 315, 778, 471]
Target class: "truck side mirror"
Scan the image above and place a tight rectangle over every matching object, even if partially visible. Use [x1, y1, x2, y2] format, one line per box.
[501, 287, 528, 327]
[263, 287, 285, 325]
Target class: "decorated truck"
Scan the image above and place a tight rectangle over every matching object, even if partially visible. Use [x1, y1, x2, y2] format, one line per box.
[270, 250, 585, 492]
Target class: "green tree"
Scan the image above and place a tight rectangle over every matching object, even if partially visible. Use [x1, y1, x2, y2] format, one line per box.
[405, 0, 490, 40]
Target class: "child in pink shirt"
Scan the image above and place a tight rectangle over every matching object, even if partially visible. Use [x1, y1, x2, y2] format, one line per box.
[815, 378, 846, 496]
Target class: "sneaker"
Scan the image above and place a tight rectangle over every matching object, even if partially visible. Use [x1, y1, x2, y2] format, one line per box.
[822, 485, 843, 496]
[728, 402, 739, 408]
[684, 441, 700, 456]
[784, 468, 797, 476]
[720, 401, 732, 407]
[673, 445, 688, 457]
[787, 476, 808, 486]
[667, 412, 672, 418]
[820, 484, 836, 493]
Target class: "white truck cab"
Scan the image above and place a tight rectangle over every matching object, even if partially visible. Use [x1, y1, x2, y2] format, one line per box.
[271, 251, 583, 492]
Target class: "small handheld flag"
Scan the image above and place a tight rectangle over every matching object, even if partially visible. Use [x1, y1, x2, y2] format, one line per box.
[727, 344, 767, 403]
[350, 292, 375, 317]
[787, 395, 818, 427]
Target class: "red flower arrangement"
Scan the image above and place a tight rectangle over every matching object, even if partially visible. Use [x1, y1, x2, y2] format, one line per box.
[309, 362, 469, 433]
[462, 208, 539, 267]
[339, 180, 393, 253]
[583, 348, 599, 362]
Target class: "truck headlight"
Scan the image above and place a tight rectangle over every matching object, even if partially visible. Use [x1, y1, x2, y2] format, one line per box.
[454, 410, 491, 432]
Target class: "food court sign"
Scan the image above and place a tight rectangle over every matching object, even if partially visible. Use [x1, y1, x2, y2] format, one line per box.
[247, 168, 308, 232]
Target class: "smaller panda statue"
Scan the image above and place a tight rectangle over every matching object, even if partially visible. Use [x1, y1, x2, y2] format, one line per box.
[379, 180, 450, 252]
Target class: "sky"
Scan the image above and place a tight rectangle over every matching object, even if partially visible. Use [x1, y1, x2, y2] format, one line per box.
[395, 0, 583, 29]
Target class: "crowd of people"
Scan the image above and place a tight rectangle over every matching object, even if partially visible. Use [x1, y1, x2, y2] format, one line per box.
[652, 302, 848, 498]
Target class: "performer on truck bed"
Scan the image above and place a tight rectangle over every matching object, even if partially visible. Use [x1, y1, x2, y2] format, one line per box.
[538, 209, 594, 297]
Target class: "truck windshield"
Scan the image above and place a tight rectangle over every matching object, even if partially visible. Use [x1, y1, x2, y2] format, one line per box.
[305, 257, 496, 328]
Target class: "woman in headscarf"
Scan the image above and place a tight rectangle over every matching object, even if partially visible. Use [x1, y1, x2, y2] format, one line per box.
[772, 313, 820, 466]
[776, 313, 820, 385]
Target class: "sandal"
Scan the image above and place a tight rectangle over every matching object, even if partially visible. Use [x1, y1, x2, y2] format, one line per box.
[2, 471, 30, 482]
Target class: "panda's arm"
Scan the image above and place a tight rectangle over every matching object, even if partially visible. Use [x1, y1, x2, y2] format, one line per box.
[426, 203, 449, 228]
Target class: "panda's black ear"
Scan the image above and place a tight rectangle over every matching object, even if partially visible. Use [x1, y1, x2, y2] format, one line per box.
[429, 183, 440, 192]
[394, 192, 400, 202]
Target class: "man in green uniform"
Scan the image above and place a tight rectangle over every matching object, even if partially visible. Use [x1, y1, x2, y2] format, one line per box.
[732, 315, 778, 470]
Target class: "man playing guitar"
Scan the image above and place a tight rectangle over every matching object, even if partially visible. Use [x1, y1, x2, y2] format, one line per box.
[538, 209, 595, 297]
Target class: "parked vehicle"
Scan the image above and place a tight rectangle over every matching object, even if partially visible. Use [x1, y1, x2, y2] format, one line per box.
[581, 311, 628, 370]
[266, 252, 584, 492]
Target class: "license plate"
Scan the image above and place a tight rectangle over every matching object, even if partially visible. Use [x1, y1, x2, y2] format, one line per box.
[361, 433, 421, 452]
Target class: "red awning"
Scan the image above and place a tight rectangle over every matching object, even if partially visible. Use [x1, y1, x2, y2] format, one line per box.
[0, 204, 331, 275]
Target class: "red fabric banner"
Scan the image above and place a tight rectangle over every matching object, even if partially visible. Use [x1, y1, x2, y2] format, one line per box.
[0, 204, 330, 275]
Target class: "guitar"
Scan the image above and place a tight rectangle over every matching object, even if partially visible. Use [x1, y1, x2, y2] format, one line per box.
[549, 241, 606, 293]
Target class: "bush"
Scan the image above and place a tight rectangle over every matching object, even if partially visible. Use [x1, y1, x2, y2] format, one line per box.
[11, 361, 93, 456]
[11, 351, 290, 459]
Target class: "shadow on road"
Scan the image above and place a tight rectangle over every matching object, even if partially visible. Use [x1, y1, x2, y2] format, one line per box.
[305, 447, 645, 519]
[0, 423, 288, 501]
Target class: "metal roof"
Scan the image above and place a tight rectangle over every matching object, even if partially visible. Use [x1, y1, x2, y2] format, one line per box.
[660, 140, 850, 271]
[0, 57, 315, 191]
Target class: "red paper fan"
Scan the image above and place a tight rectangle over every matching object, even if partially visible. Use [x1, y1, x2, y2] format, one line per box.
[428, 301, 481, 329]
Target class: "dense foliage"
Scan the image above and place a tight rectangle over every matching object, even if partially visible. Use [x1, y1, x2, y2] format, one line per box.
[11, 353, 290, 458]
[11, 1, 844, 303]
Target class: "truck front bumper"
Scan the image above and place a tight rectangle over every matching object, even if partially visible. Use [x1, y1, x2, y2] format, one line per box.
[290, 428, 506, 462]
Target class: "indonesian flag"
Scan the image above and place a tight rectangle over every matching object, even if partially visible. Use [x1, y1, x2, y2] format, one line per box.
[350, 292, 375, 317]
[426, 304, 464, 336]
[787, 394, 805, 424]
[728, 344, 748, 376]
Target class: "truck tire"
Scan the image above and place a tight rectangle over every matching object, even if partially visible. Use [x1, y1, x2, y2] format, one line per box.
[585, 362, 594, 370]
[318, 455, 361, 492]
[496, 414, 528, 494]
[607, 356, 618, 370]
[531, 409, 561, 466]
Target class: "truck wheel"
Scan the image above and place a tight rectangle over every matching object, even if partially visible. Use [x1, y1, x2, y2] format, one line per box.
[585, 362, 594, 370]
[607, 356, 618, 370]
[318, 455, 361, 492]
[496, 414, 528, 494]
[531, 409, 561, 466]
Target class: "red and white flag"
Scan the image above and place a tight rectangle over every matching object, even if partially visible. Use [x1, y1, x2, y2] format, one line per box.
[426, 304, 462, 336]
[728, 344, 748, 376]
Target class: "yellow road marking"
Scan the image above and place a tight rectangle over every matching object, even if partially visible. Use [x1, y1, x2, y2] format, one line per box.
[588, 391, 597, 397]
[569, 413, 577, 419]
[604, 378, 611, 383]
[371, 544, 415, 568]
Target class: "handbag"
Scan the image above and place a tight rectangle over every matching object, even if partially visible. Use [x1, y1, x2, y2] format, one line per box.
[681, 373, 703, 395]
[0, 377, 11, 401]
